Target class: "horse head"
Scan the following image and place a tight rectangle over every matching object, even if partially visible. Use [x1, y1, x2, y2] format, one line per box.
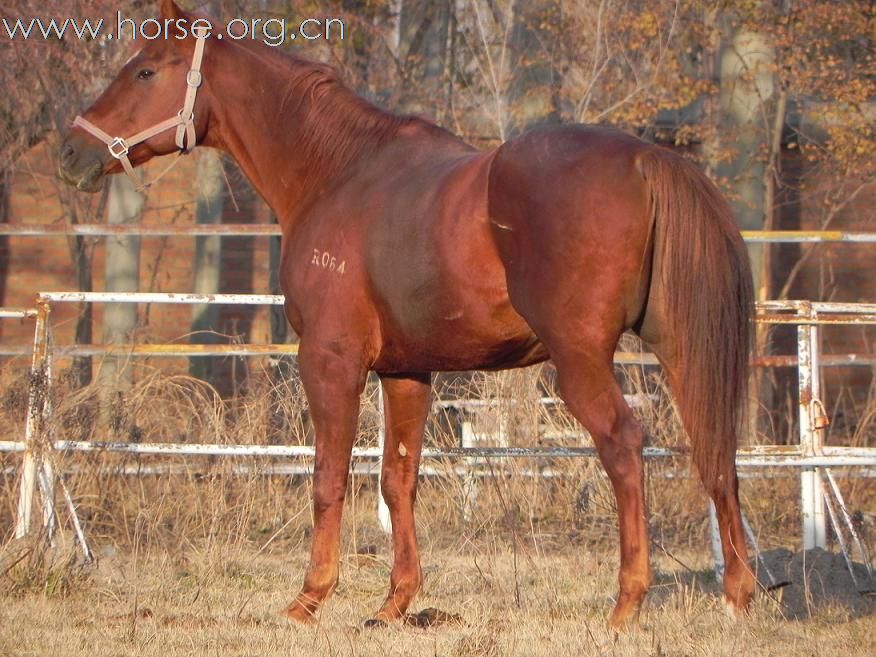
[58, 0, 213, 192]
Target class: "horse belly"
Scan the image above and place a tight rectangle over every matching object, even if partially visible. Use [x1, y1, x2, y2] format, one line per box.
[372, 300, 549, 373]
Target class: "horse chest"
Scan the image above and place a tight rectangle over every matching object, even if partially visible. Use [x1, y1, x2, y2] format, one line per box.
[278, 234, 356, 336]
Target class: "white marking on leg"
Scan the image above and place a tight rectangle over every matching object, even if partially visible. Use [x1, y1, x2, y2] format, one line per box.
[723, 596, 740, 621]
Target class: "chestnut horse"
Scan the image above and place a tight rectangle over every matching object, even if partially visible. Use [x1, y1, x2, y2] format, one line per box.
[59, 1, 755, 628]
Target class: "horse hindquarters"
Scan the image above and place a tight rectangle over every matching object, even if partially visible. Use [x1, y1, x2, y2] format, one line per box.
[486, 128, 658, 626]
[487, 128, 755, 623]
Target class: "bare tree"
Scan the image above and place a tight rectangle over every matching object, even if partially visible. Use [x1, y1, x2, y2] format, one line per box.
[0, 170, 8, 312]
[712, 15, 778, 300]
[189, 150, 225, 382]
[397, 0, 452, 117]
[1, 0, 134, 385]
[507, 0, 562, 134]
[99, 175, 143, 391]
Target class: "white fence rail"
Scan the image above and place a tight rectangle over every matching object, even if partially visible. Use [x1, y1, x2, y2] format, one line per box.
[2, 291, 875, 585]
[3, 223, 876, 242]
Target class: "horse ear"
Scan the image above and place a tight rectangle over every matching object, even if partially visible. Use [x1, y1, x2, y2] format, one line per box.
[159, 0, 182, 22]
[159, 0, 192, 44]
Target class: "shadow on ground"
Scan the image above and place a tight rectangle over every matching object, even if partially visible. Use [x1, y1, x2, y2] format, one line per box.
[650, 547, 876, 621]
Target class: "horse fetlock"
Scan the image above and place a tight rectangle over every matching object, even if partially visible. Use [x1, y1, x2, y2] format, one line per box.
[391, 570, 422, 598]
[376, 572, 422, 620]
[721, 593, 752, 622]
[608, 574, 649, 626]
[284, 571, 338, 622]
[303, 567, 338, 597]
[376, 593, 414, 620]
[618, 575, 650, 604]
[723, 574, 754, 612]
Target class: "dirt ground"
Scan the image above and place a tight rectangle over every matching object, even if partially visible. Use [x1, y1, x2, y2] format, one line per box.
[1, 536, 874, 657]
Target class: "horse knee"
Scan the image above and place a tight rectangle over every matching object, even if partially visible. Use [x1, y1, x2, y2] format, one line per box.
[312, 478, 346, 516]
[380, 470, 398, 502]
[381, 469, 416, 508]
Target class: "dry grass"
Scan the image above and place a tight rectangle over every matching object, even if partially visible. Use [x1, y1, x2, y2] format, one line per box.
[0, 355, 874, 656]
[1, 535, 874, 657]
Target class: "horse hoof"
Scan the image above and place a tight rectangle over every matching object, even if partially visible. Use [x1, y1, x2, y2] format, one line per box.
[722, 595, 753, 621]
[607, 605, 641, 631]
[364, 618, 388, 629]
[282, 603, 317, 624]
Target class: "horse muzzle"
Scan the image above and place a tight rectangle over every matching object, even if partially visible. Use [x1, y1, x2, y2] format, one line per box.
[57, 133, 108, 193]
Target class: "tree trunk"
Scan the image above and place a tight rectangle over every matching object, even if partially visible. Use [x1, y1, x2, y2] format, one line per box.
[0, 169, 9, 313]
[267, 212, 298, 444]
[715, 20, 776, 300]
[56, 177, 104, 390]
[268, 215, 290, 350]
[70, 233, 94, 388]
[507, 0, 562, 135]
[189, 150, 224, 383]
[99, 175, 143, 387]
[704, 12, 780, 443]
[397, 0, 452, 118]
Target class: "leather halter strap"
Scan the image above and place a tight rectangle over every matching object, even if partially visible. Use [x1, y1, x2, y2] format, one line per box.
[72, 26, 208, 192]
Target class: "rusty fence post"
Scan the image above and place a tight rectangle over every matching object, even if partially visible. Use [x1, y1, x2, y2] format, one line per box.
[14, 301, 52, 539]
[797, 302, 827, 550]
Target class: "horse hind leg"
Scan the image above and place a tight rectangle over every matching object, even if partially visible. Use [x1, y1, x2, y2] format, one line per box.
[709, 469, 754, 616]
[651, 348, 755, 616]
[552, 349, 651, 628]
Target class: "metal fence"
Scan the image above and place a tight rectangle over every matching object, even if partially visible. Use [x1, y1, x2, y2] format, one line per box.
[0, 228, 874, 584]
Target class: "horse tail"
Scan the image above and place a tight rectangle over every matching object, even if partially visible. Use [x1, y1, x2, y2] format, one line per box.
[635, 147, 754, 493]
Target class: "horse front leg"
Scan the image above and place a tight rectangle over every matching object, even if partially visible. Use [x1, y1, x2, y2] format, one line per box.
[284, 346, 366, 623]
[371, 372, 432, 623]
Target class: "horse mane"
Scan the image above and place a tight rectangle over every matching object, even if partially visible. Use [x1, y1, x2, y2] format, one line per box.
[284, 60, 418, 185]
[227, 40, 465, 188]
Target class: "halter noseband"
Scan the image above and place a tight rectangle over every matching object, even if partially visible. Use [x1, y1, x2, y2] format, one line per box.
[72, 26, 208, 192]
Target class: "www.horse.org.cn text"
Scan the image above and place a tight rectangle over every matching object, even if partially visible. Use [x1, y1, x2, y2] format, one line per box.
[1, 13, 346, 46]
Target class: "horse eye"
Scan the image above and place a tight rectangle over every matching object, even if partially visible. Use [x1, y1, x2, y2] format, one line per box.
[137, 69, 155, 81]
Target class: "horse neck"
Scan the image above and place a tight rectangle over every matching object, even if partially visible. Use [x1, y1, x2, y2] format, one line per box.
[203, 42, 408, 226]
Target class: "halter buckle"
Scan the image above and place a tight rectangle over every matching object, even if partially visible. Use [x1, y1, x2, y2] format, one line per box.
[108, 137, 129, 159]
[177, 109, 195, 124]
[186, 70, 203, 88]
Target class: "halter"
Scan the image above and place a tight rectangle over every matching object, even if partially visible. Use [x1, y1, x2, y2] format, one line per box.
[72, 26, 208, 192]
